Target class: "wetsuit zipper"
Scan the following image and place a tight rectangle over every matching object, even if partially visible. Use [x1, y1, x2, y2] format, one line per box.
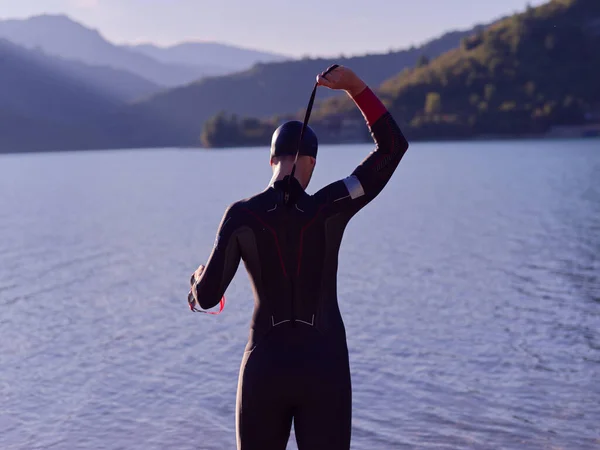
[290, 278, 296, 327]
[284, 203, 296, 327]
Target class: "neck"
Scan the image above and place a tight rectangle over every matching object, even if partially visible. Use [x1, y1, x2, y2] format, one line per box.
[269, 161, 303, 188]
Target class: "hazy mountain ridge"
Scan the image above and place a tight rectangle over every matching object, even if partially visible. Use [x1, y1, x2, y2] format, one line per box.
[0, 37, 135, 153]
[0, 38, 122, 122]
[0, 14, 294, 87]
[0, 14, 294, 153]
[3, 40, 160, 103]
[0, 16, 489, 153]
[6, 3, 592, 154]
[124, 41, 289, 72]
[113, 23, 485, 147]
[0, 15, 222, 87]
[200, 0, 600, 147]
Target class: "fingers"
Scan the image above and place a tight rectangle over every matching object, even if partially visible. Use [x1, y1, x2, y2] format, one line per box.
[316, 74, 333, 88]
[316, 64, 345, 88]
[322, 64, 340, 76]
[190, 264, 206, 285]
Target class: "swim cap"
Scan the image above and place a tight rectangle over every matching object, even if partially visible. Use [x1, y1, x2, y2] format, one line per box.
[270, 121, 318, 159]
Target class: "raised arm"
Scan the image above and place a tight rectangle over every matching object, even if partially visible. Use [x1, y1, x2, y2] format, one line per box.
[189, 203, 242, 311]
[314, 66, 409, 216]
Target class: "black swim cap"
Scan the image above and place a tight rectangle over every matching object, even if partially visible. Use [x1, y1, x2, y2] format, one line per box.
[270, 120, 318, 159]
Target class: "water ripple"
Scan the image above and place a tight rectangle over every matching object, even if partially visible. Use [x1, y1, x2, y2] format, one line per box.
[1, 141, 599, 449]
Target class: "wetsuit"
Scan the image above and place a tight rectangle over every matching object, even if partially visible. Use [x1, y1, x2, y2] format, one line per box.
[191, 87, 409, 450]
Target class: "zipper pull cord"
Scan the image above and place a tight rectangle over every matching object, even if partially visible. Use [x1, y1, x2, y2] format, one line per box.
[284, 64, 339, 205]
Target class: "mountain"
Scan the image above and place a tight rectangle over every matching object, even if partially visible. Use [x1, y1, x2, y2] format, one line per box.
[0, 38, 120, 121]
[8, 43, 160, 103]
[375, 0, 600, 139]
[0, 15, 223, 87]
[8, 1, 593, 153]
[0, 38, 133, 153]
[201, 0, 600, 147]
[41, 53, 161, 103]
[125, 42, 289, 72]
[115, 23, 486, 148]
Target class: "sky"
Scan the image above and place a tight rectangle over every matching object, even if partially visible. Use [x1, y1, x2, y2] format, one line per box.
[0, 0, 549, 57]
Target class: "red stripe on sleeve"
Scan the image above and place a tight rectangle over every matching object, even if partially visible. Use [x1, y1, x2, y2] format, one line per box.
[352, 87, 387, 127]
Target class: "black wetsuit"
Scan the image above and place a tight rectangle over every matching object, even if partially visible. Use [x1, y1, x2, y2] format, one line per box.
[192, 88, 409, 450]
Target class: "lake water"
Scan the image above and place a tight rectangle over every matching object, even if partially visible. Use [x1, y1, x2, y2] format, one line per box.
[1, 139, 599, 450]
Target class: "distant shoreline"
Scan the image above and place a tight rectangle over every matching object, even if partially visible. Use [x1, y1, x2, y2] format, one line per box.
[2, 132, 599, 156]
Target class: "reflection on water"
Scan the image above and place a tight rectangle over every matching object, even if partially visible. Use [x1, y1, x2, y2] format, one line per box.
[1, 139, 599, 449]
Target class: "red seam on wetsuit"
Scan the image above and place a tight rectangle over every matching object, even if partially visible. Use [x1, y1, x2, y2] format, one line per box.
[353, 87, 387, 127]
[296, 205, 326, 276]
[243, 208, 288, 278]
